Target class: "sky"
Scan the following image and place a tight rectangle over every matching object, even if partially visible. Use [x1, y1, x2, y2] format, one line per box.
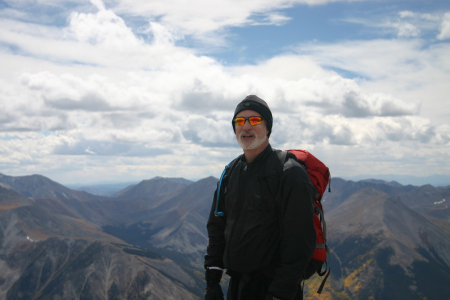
[0, 0, 449, 185]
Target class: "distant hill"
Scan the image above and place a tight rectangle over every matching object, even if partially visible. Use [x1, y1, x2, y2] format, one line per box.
[0, 173, 103, 201]
[152, 176, 194, 185]
[112, 177, 191, 200]
[68, 181, 139, 196]
[69, 177, 193, 197]
[344, 174, 450, 187]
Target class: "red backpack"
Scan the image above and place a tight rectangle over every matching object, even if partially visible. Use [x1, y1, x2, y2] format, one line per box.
[286, 149, 330, 293]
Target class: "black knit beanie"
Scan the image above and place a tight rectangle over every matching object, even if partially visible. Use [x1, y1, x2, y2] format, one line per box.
[232, 95, 273, 137]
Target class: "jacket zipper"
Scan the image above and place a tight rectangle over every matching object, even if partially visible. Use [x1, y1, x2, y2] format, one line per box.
[226, 162, 247, 269]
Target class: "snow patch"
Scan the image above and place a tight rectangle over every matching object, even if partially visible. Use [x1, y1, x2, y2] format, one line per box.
[434, 199, 446, 205]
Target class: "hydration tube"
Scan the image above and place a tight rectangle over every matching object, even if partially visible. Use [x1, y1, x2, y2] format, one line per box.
[214, 158, 236, 217]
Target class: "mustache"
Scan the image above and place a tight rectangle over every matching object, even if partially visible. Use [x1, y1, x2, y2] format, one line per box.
[239, 130, 255, 137]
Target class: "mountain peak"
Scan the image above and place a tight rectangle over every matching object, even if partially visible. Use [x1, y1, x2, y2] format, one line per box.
[328, 187, 390, 236]
[150, 176, 193, 185]
[361, 179, 403, 187]
[328, 186, 450, 273]
[114, 176, 190, 201]
[0, 173, 102, 201]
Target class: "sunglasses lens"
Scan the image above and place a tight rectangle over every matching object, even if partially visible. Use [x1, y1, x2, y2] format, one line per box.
[235, 118, 245, 126]
[249, 117, 262, 125]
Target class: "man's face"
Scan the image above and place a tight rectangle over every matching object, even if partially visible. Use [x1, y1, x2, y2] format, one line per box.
[235, 110, 269, 150]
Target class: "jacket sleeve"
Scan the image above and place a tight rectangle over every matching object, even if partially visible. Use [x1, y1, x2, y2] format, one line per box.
[268, 157, 316, 300]
[204, 187, 227, 269]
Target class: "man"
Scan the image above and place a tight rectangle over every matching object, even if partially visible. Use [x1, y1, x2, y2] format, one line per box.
[204, 95, 317, 300]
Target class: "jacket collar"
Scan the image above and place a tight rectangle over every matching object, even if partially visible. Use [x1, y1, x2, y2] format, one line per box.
[241, 143, 273, 166]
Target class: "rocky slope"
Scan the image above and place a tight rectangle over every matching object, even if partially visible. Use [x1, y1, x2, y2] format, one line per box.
[102, 176, 217, 268]
[0, 184, 202, 299]
[396, 185, 450, 233]
[1, 238, 199, 300]
[303, 187, 450, 300]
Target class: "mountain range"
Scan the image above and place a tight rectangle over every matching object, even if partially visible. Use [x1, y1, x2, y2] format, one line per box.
[0, 172, 449, 299]
[344, 174, 450, 187]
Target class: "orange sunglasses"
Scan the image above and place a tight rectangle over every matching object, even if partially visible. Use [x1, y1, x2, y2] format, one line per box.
[234, 116, 263, 126]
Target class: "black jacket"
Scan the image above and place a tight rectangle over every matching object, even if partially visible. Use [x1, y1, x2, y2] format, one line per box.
[205, 144, 316, 300]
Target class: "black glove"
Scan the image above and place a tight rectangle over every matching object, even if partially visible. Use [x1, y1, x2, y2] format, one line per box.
[205, 284, 224, 300]
[205, 269, 224, 300]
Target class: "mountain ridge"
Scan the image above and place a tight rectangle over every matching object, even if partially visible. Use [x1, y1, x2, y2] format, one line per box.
[344, 174, 450, 187]
[0, 173, 105, 202]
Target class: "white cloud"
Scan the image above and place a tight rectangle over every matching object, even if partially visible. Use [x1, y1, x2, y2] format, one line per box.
[249, 12, 292, 26]
[394, 22, 420, 37]
[297, 39, 450, 124]
[65, 7, 143, 49]
[346, 10, 444, 40]
[420, 13, 440, 22]
[437, 12, 450, 40]
[0, 8, 31, 20]
[110, 0, 357, 43]
[181, 115, 236, 147]
[398, 10, 441, 23]
[297, 39, 425, 79]
[113, 0, 290, 34]
[0, 10, 202, 70]
[90, 0, 106, 11]
[399, 11, 416, 19]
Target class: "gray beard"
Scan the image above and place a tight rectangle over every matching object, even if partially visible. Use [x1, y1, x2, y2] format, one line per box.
[237, 130, 267, 150]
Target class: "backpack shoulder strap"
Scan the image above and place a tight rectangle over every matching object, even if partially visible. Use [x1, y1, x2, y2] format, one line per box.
[260, 149, 285, 195]
[263, 149, 305, 193]
[277, 150, 308, 169]
[276, 150, 288, 167]
[214, 155, 242, 217]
